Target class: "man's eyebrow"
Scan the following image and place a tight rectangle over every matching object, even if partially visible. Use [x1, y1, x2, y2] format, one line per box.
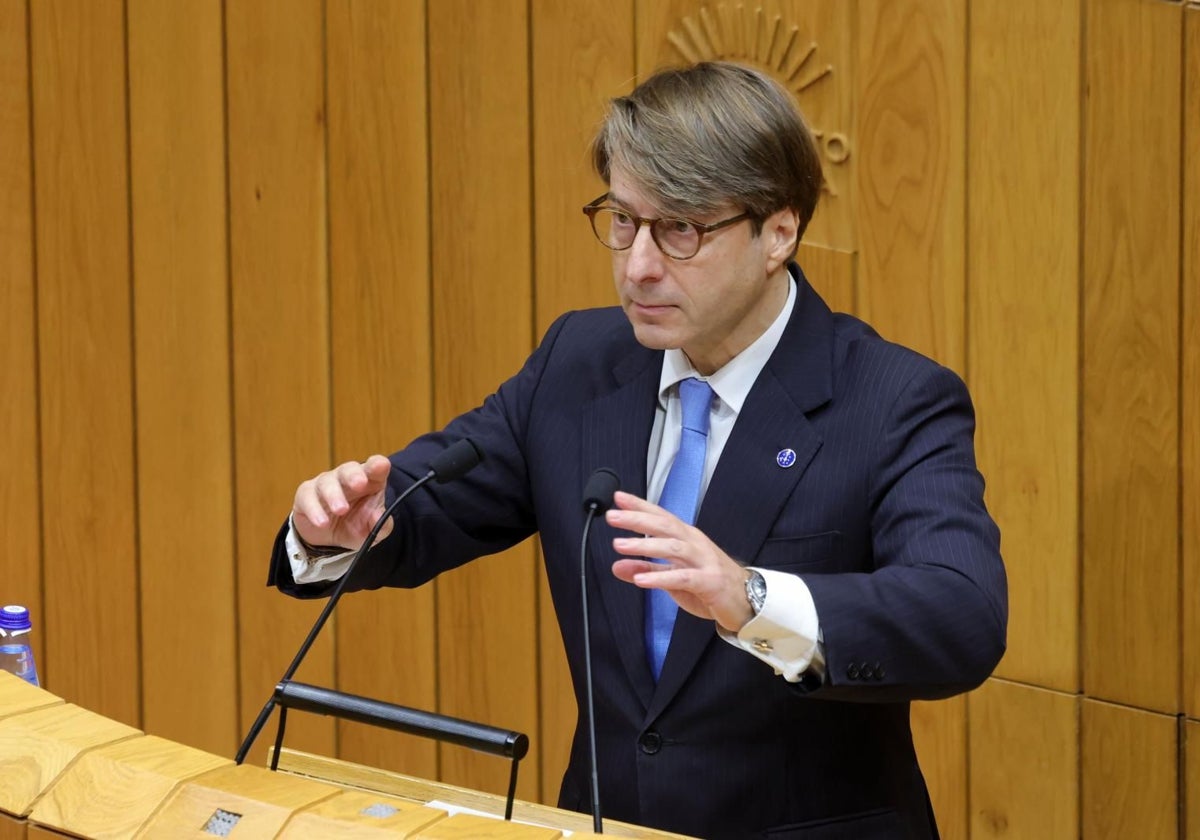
[605, 193, 668, 216]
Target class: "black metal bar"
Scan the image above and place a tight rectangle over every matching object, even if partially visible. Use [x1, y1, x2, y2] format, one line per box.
[504, 756, 521, 821]
[274, 681, 529, 760]
[269, 705, 288, 771]
[235, 695, 277, 765]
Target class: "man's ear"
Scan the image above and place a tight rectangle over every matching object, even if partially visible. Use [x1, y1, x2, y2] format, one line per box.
[763, 207, 801, 273]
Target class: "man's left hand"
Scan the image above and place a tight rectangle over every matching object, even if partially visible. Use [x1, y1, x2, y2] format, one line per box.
[607, 490, 754, 632]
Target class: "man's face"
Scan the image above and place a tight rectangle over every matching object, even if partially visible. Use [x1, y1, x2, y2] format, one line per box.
[607, 166, 796, 375]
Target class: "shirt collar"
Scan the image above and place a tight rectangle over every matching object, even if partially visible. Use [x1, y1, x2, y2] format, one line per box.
[658, 270, 797, 414]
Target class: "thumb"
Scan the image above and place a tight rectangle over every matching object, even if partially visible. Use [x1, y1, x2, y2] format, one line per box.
[361, 454, 392, 493]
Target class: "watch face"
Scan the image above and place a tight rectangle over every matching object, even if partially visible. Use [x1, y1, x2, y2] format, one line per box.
[746, 571, 767, 612]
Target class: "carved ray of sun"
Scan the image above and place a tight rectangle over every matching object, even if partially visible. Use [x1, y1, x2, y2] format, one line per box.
[666, 3, 832, 97]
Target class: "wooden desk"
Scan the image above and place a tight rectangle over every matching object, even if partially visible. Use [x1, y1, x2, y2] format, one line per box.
[272, 748, 694, 839]
[0, 673, 693, 838]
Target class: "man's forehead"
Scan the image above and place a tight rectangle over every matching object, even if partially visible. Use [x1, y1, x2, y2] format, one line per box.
[605, 170, 660, 210]
[606, 170, 726, 218]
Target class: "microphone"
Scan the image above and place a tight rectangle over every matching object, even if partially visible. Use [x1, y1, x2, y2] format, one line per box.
[235, 438, 483, 765]
[579, 468, 619, 833]
[428, 437, 483, 482]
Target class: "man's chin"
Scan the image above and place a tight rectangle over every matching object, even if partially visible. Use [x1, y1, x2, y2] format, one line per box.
[627, 321, 684, 352]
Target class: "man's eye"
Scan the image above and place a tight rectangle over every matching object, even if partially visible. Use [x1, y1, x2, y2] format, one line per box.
[664, 219, 694, 235]
[611, 211, 634, 227]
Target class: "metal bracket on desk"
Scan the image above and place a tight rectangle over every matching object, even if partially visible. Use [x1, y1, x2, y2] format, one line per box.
[267, 680, 529, 820]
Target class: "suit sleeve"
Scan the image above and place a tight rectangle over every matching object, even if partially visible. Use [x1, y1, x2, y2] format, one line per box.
[800, 362, 1007, 702]
[267, 311, 575, 599]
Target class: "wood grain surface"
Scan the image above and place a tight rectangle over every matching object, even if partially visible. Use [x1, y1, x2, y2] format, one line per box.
[226, 0, 335, 763]
[968, 680, 1078, 838]
[1081, 0, 1182, 714]
[968, 0, 1081, 694]
[127, 0, 237, 758]
[1081, 699, 1177, 839]
[0, 0, 43, 680]
[30, 0, 140, 727]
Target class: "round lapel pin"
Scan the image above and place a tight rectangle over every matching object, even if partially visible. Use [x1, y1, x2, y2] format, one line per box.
[776, 448, 797, 468]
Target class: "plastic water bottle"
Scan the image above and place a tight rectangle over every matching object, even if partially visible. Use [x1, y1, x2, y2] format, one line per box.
[0, 605, 40, 686]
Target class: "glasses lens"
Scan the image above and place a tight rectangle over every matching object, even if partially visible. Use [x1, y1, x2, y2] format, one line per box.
[590, 208, 637, 250]
[586, 207, 703, 259]
[651, 218, 701, 259]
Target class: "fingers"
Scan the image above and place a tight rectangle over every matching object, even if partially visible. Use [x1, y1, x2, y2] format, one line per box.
[613, 535, 691, 563]
[610, 490, 665, 516]
[292, 456, 390, 531]
[605, 491, 687, 540]
[611, 558, 694, 589]
[362, 454, 392, 488]
[611, 558, 661, 583]
[606, 490, 752, 628]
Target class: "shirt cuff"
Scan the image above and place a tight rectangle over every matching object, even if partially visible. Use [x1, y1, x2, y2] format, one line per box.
[717, 567, 825, 683]
[285, 515, 357, 584]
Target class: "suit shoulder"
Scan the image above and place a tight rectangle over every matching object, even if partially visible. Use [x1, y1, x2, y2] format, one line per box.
[526, 306, 660, 398]
[829, 312, 967, 399]
[539, 306, 640, 361]
[547, 304, 628, 333]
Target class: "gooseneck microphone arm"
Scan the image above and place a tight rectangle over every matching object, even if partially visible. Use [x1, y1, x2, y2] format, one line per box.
[579, 467, 620, 834]
[235, 439, 483, 765]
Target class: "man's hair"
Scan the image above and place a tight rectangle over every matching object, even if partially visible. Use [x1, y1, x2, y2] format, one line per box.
[591, 61, 824, 244]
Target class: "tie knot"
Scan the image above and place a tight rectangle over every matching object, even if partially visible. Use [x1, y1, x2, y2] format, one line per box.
[678, 378, 714, 435]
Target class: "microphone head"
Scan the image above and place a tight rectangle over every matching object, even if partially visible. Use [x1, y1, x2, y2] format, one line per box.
[430, 439, 483, 483]
[582, 468, 620, 513]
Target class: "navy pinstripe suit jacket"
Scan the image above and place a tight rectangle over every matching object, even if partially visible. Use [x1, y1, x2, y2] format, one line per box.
[269, 265, 1006, 839]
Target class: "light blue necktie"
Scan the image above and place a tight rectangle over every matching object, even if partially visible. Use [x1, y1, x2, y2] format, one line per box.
[646, 377, 715, 681]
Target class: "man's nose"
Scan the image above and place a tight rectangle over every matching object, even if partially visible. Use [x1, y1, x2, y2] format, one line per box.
[623, 223, 665, 282]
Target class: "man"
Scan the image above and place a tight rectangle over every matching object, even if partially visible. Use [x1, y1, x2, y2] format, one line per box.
[269, 62, 1006, 839]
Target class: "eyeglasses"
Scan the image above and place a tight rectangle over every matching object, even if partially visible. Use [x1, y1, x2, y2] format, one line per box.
[581, 194, 752, 260]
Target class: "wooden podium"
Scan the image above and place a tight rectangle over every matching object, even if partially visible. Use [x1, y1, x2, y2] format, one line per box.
[0, 674, 692, 839]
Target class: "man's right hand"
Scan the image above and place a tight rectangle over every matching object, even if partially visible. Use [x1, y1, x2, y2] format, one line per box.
[291, 454, 393, 550]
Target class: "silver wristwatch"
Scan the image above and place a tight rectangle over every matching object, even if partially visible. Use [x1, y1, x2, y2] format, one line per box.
[744, 569, 767, 615]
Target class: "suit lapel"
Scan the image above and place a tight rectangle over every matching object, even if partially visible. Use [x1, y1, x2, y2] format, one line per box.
[582, 346, 662, 709]
[648, 269, 835, 718]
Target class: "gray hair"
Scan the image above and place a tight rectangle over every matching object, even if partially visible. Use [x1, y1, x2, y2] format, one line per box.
[591, 61, 824, 242]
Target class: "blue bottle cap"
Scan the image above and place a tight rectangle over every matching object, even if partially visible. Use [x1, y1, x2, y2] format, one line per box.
[0, 606, 32, 632]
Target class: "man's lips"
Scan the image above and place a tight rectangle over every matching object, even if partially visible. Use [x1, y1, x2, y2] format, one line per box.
[629, 301, 676, 315]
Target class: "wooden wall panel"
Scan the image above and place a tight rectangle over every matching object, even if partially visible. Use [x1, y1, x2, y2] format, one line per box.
[226, 0, 334, 763]
[1081, 0, 1182, 714]
[531, 0, 634, 801]
[854, 0, 965, 375]
[30, 0, 139, 725]
[969, 0, 1080, 691]
[324, 0, 437, 780]
[532, 0, 630, 334]
[128, 0, 236, 757]
[796, 243, 854, 316]
[634, 1, 856, 254]
[0, 0, 43, 673]
[910, 697, 965, 839]
[1184, 4, 1200, 720]
[1081, 699, 1177, 839]
[969, 680, 1078, 839]
[428, 0, 539, 801]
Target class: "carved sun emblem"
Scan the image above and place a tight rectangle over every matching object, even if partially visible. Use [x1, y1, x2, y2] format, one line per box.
[666, 3, 850, 177]
[668, 4, 831, 96]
